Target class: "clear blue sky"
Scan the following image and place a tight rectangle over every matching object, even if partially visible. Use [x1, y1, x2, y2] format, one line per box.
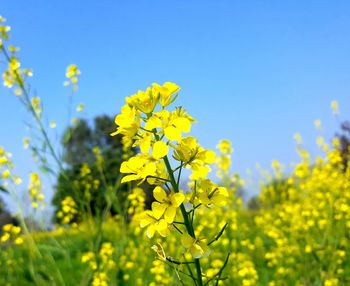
[1, 1, 350, 209]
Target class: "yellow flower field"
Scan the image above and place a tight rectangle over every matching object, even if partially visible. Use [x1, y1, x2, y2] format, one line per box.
[1, 13, 350, 286]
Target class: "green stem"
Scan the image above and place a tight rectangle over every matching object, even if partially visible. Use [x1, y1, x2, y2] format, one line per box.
[162, 155, 203, 286]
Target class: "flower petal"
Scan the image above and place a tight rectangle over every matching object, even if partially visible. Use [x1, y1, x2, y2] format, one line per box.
[156, 219, 169, 237]
[121, 174, 139, 184]
[153, 186, 167, 202]
[173, 117, 191, 133]
[152, 201, 167, 219]
[170, 193, 185, 207]
[203, 150, 216, 164]
[146, 225, 156, 238]
[191, 244, 204, 259]
[152, 141, 169, 159]
[181, 233, 194, 248]
[164, 126, 182, 141]
[145, 116, 162, 130]
[164, 206, 177, 224]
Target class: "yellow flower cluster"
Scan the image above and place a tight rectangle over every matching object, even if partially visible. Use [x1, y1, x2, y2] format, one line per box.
[30, 96, 42, 116]
[110, 83, 233, 285]
[231, 253, 258, 286]
[64, 64, 80, 91]
[112, 82, 214, 181]
[149, 259, 172, 286]
[56, 196, 78, 225]
[0, 224, 23, 245]
[112, 83, 228, 253]
[127, 187, 146, 216]
[70, 163, 100, 206]
[1, 16, 32, 96]
[216, 139, 233, 179]
[118, 236, 151, 285]
[81, 242, 116, 286]
[28, 172, 45, 209]
[74, 163, 100, 198]
[0, 146, 22, 187]
[254, 135, 350, 285]
[0, 15, 10, 43]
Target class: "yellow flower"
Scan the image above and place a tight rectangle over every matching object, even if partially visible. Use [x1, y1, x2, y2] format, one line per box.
[111, 105, 140, 148]
[2, 169, 10, 178]
[1, 224, 22, 244]
[139, 210, 169, 238]
[65, 64, 80, 78]
[49, 121, 56, 128]
[164, 117, 191, 141]
[126, 87, 159, 114]
[92, 272, 108, 286]
[23, 137, 30, 149]
[11, 226, 21, 235]
[31, 97, 42, 115]
[144, 114, 163, 131]
[14, 237, 23, 245]
[324, 278, 339, 286]
[81, 251, 95, 263]
[28, 172, 45, 209]
[134, 130, 152, 154]
[120, 155, 157, 184]
[196, 179, 229, 206]
[181, 233, 209, 258]
[0, 232, 10, 242]
[331, 100, 339, 115]
[76, 104, 84, 112]
[217, 139, 233, 155]
[58, 196, 78, 224]
[174, 136, 215, 180]
[151, 186, 185, 223]
[152, 82, 180, 107]
[64, 64, 80, 91]
[305, 245, 312, 253]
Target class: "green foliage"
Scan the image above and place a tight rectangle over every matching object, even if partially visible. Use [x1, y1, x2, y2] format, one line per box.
[337, 121, 350, 168]
[52, 115, 130, 222]
[62, 115, 123, 166]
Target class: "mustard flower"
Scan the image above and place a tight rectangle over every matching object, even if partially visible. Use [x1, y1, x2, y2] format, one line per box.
[181, 233, 209, 259]
[120, 155, 157, 184]
[152, 82, 180, 107]
[139, 210, 169, 238]
[195, 179, 229, 207]
[151, 186, 185, 223]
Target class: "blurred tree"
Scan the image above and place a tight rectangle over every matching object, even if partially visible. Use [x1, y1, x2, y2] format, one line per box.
[52, 115, 132, 223]
[336, 121, 350, 169]
[247, 196, 260, 210]
[0, 195, 5, 214]
[0, 196, 19, 229]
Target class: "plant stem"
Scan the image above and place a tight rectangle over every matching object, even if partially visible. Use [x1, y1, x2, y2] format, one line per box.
[162, 155, 203, 286]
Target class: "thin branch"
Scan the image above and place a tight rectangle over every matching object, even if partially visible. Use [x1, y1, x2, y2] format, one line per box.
[204, 252, 230, 286]
[215, 253, 230, 286]
[176, 162, 183, 187]
[172, 223, 183, 234]
[146, 175, 171, 182]
[166, 257, 195, 265]
[207, 223, 228, 246]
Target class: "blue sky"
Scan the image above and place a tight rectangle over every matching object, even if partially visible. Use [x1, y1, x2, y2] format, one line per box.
[1, 1, 350, 210]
